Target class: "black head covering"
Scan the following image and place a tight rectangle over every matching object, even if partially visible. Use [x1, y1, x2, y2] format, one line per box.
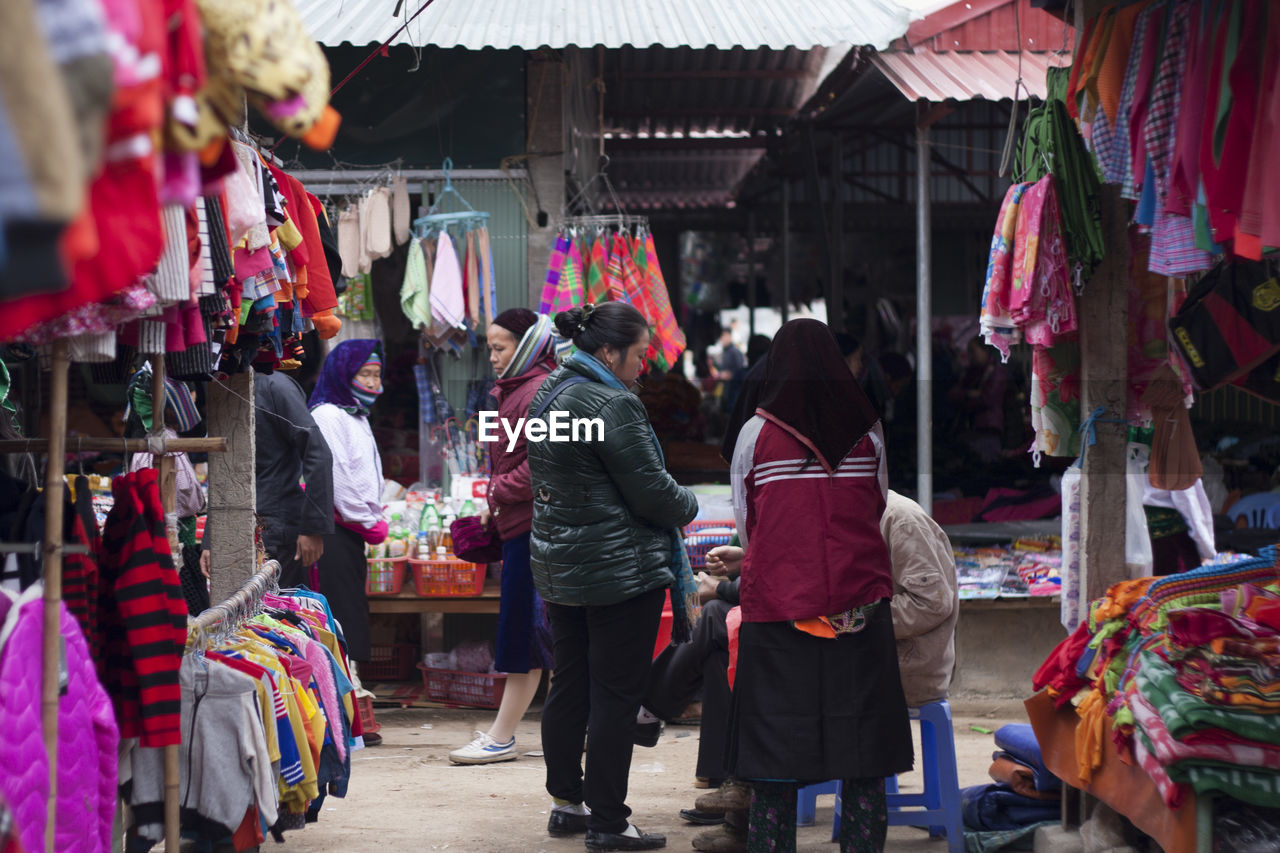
[757, 318, 880, 471]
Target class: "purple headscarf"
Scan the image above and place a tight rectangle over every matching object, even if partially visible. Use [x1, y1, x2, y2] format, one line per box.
[309, 339, 382, 414]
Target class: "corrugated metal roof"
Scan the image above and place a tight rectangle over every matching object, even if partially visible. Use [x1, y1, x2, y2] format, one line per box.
[870, 50, 1058, 102]
[295, 0, 914, 50]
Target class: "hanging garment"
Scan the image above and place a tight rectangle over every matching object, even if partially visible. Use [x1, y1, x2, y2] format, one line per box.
[641, 232, 685, 370]
[539, 233, 570, 314]
[477, 224, 497, 325]
[1124, 3, 1170, 202]
[428, 231, 466, 330]
[337, 207, 361, 279]
[0, 585, 119, 853]
[1030, 339, 1082, 460]
[584, 237, 610, 304]
[392, 175, 410, 245]
[400, 237, 432, 329]
[980, 182, 1031, 362]
[1237, 1, 1280, 256]
[464, 228, 480, 326]
[550, 237, 586, 314]
[1012, 178, 1075, 349]
[363, 186, 392, 262]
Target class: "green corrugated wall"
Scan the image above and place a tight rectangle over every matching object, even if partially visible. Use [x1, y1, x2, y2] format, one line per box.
[425, 178, 530, 417]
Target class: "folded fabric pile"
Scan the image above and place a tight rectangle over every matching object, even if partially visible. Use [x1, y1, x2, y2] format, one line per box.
[1033, 546, 1280, 810]
[954, 537, 1063, 600]
[961, 723, 1062, 835]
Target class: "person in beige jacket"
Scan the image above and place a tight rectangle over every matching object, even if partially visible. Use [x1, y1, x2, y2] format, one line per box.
[883, 489, 959, 707]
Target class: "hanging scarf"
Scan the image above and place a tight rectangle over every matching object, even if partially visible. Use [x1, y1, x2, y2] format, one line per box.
[309, 339, 382, 415]
[584, 238, 611, 304]
[539, 233, 570, 314]
[563, 350, 700, 643]
[551, 238, 586, 313]
[640, 232, 685, 371]
[500, 315, 566, 380]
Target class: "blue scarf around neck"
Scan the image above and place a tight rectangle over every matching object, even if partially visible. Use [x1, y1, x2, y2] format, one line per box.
[566, 351, 700, 644]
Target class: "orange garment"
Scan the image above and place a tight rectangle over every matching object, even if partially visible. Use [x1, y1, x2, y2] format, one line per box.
[1081, 9, 1117, 123]
[1065, 15, 1098, 120]
[1097, 3, 1151, 122]
[1074, 688, 1108, 785]
[1093, 577, 1157, 623]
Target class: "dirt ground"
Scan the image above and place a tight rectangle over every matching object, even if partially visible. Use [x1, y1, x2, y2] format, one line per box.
[285, 698, 1033, 852]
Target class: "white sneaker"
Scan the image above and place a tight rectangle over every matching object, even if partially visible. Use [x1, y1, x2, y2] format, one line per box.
[449, 730, 517, 765]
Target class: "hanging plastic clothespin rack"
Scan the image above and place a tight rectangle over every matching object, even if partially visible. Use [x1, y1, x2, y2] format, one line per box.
[413, 157, 491, 237]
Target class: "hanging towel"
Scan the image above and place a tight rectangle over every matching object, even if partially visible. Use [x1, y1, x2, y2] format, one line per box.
[478, 225, 498, 325]
[429, 232, 467, 330]
[400, 237, 432, 329]
[392, 175, 410, 246]
[149, 204, 194, 305]
[616, 234, 659, 331]
[539, 232, 570, 314]
[642, 232, 685, 370]
[980, 182, 1030, 362]
[464, 229, 480, 326]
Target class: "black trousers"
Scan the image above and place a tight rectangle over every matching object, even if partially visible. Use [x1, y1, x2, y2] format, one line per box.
[315, 526, 370, 663]
[644, 598, 733, 782]
[543, 587, 666, 834]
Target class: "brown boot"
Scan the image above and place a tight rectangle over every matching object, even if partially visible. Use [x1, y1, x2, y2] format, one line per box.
[694, 780, 752, 814]
[691, 822, 747, 853]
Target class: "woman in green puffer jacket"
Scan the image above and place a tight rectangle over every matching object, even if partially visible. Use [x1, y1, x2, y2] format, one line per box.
[529, 301, 698, 852]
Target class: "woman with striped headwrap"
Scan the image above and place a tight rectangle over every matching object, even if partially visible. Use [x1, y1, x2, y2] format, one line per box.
[450, 309, 562, 765]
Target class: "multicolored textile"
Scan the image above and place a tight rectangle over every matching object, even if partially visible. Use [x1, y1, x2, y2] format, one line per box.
[1030, 340, 1082, 459]
[538, 233, 570, 313]
[584, 237, 610, 305]
[980, 182, 1030, 362]
[641, 232, 685, 370]
[500, 314, 561, 380]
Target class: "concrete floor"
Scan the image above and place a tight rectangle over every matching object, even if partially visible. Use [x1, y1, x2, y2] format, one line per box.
[280, 698, 1034, 852]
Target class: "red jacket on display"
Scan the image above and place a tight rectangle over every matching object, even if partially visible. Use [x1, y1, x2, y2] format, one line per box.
[488, 357, 556, 541]
[736, 412, 893, 623]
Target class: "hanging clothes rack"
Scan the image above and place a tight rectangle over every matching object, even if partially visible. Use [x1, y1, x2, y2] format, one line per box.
[190, 559, 281, 638]
[412, 157, 491, 234]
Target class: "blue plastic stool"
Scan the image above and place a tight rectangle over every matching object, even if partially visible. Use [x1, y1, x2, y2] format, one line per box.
[829, 700, 964, 853]
[796, 779, 840, 826]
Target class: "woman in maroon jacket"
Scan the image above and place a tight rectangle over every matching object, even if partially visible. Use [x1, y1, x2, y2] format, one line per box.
[726, 319, 913, 853]
[450, 309, 559, 765]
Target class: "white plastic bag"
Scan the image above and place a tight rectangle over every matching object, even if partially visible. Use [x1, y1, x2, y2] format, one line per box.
[1060, 462, 1082, 631]
[1126, 442, 1153, 576]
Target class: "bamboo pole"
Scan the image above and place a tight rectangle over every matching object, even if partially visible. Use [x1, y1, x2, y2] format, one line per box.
[42, 340, 69, 853]
[0, 436, 227, 454]
[149, 360, 181, 853]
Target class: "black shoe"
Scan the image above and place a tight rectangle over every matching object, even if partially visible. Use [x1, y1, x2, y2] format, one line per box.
[548, 810, 589, 837]
[585, 825, 667, 851]
[633, 720, 663, 748]
[679, 808, 726, 826]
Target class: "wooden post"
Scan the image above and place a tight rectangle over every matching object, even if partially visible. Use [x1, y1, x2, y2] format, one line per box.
[148, 360, 181, 853]
[42, 340, 69, 853]
[526, 50, 566, 307]
[781, 180, 791, 322]
[747, 211, 757, 337]
[1078, 185, 1130, 601]
[206, 372, 257, 603]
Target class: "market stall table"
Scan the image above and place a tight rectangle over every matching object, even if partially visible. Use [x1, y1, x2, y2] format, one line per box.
[368, 576, 501, 614]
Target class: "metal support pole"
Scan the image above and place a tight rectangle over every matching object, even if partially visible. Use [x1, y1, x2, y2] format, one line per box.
[42, 340, 68, 853]
[747, 212, 757, 336]
[830, 134, 844, 333]
[916, 121, 933, 516]
[781, 180, 791, 323]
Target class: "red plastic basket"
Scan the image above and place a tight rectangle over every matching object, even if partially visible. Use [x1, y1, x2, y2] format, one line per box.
[418, 664, 508, 709]
[681, 520, 736, 570]
[410, 557, 486, 596]
[364, 642, 419, 681]
[365, 558, 408, 596]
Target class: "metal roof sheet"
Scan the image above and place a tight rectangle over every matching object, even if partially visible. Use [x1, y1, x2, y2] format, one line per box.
[870, 50, 1059, 102]
[296, 0, 914, 51]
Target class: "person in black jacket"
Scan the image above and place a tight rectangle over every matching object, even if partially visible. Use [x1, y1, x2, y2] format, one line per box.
[529, 302, 699, 852]
[200, 368, 334, 588]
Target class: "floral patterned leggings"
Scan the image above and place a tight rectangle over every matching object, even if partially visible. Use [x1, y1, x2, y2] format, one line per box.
[745, 778, 887, 853]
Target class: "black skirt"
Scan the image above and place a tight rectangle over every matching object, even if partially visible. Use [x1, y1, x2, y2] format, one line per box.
[316, 525, 371, 663]
[727, 600, 914, 782]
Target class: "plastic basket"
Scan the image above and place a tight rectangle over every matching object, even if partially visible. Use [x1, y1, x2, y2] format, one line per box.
[365, 558, 408, 596]
[364, 642, 419, 681]
[410, 557, 486, 597]
[418, 664, 508, 709]
[682, 520, 736, 570]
